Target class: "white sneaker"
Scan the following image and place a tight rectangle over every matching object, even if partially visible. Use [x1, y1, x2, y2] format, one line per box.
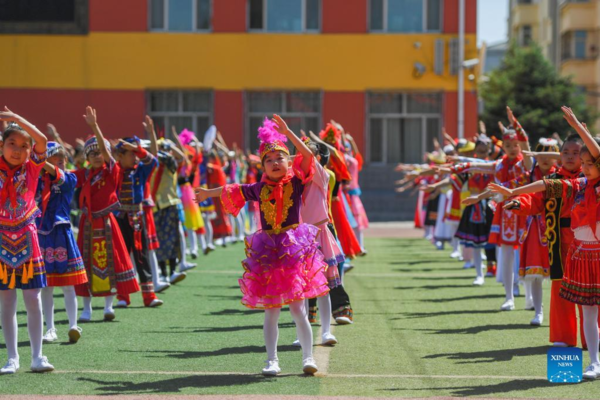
[435, 241, 444, 250]
[42, 328, 58, 343]
[553, 342, 568, 347]
[449, 251, 461, 259]
[238, 235, 245, 242]
[154, 281, 171, 293]
[170, 272, 187, 284]
[472, 277, 485, 286]
[148, 299, 164, 307]
[524, 297, 534, 311]
[78, 309, 92, 322]
[530, 313, 543, 326]
[302, 357, 318, 375]
[583, 363, 600, 380]
[335, 316, 353, 325]
[180, 263, 196, 272]
[322, 332, 338, 346]
[68, 326, 82, 343]
[500, 300, 515, 311]
[262, 359, 281, 376]
[31, 356, 54, 373]
[185, 261, 197, 268]
[292, 339, 301, 347]
[115, 300, 128, 308]
[0, 359, 19, 374]
[104, 309, 116, 321]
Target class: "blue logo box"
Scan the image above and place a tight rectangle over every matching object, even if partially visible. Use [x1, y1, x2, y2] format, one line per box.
[547, 347, 582, 383]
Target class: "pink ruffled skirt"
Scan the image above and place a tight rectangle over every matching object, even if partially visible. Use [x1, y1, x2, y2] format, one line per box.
[239, 223, 330, 309]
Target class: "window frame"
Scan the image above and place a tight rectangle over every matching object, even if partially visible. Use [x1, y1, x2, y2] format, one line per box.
[368, 0, 443, 33]
[247, 0, 321, 33]
[0, 0, 88, 35]
[244, 90, 323, 150]
[148, 0, 213, 33]
[146, 90, 214, 139]
[366, 91, 442, 165]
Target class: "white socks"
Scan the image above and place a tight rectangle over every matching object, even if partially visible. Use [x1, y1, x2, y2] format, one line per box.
[530, 278, 543, 315]
[1, 289, 44, 361]
[148, 250, 162, 285]
[83, 296, 92, 315]
[104, 296, 114, 313]
[0, 290, 19, 360]
[317, 295, 332, 336]
[42, 286, 78, 331]
[41, 286, 55, 331]
[264, 301, 314, 361]
[204, 217, 214, 246]
[500, 245, 515, 301]
[178, 223, 188, 270]
[473, 249, 484, 279]
[198, 233, 207, 252]
[582, 306, 600, 365]
[188, 229, 198, 254]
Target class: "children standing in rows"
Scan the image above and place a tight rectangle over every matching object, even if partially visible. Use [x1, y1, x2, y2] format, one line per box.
[196, 115, 329, 376]
[0, 108, 54, 374]
[38, 141, 87, 344]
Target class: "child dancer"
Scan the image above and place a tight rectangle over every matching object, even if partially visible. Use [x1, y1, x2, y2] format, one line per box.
[75, 107, 140, 321]
[113, 136, 163, 308]
[196, 116, 329, 376]
[489, 106, 600, 379]
[0, 108, 54, 374]
[39, 142, 87, 344]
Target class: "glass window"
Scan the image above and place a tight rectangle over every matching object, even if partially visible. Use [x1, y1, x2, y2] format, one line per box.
[426, 0, 441, 31]
[169, 0, 193, 31]
[249, 0, 264, 29]
[369, 119, 384, 163]
[246, 91, 321, 151]
[575, 30, 587, 59]
[0, 0, 88, 34]
[370, 0, 384, 31]
[148, 90, 213, 141]
[388, 0, 423, 33]
[369, 93, 403, 114]
[267, 0, 302, 32]
[306, 0, 320, 30]
[150, 0, 165, 29]
[197, 0, 211, 30]
[407, 93, 441, 114]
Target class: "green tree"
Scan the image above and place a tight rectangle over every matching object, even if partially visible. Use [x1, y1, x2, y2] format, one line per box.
[480, 42, 595, 143]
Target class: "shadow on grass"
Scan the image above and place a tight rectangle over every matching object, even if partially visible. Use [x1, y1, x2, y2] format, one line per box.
[194, 294, 241, 300]
[423, 345, 549, 363]
[393, 267, 452, 273]
[399, 323, 537, 335]
[381, 379, 589, 397]
[411, 276, 472, 281]
[0, 340, 31, 350]
[394, 284, 477, 291]
[125, 345, 299, 359]
[145, 322, 295, 334]
[206, 309, 262, 316]
[391, 260, 447, 266]
[79, 374, 294, 394]
[392, 309, 500, 320]
[420, 293, 505, 303]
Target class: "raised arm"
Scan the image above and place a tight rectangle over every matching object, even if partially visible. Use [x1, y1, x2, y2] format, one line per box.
[507, 106, 532, 170]
[83, 106, 112, 164]
[562, 106, 600, 159]
[272, 114, 313, 173]
[143, 115, 158, 157]
[0, 107, 47, 154]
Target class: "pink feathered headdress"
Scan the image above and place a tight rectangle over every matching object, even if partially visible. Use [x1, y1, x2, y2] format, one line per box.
[179, 129, 196, 146]
[258, 117, 289, 160]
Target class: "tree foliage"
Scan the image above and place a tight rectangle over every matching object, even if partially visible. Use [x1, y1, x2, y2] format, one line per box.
[480, 42, 596, 143]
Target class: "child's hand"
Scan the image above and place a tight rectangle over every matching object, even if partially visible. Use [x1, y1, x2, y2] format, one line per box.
[83, 106, 97, 126]
[118, 140, 138, 152]
[272, 114, 291, 136]
[562, 106, 580, 129]
[420, 185, 436, 193]
[143, 115, 154, 134]
[194, 187, 209, 203]
[462, 196, 480, 206]
[488, 182, 512, 197]
[506, 106, 516, 126]
[0, 107, 20, 122]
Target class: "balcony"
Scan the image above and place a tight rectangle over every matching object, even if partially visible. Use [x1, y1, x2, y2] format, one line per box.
[511, 3, 539, 28]
[561, 58, 597, 86]
[560, 0, 598, 34]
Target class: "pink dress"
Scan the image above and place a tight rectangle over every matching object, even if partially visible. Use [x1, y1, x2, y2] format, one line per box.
[344, 154, 369, 230]
[301, 161, 343, 288]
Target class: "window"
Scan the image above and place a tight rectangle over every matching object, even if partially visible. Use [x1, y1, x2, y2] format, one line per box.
[562, 30, 590, 60]
[368, 92, 441, 164]
[246, 91, 321, 151]
[0, 0, 88, 34]
[249, 0, 320, 32]
[574, 30, 587, 59]
[369, 0, 441, 32]
[520, 25, 532, 46]
[149, 0, 211, 31]
[147, 90, 213, 141]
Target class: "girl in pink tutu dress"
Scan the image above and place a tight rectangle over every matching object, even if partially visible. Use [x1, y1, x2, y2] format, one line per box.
[195, 115, 329, 377]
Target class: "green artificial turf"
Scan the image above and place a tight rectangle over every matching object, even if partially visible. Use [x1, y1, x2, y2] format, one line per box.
[0, 236, 597, 398]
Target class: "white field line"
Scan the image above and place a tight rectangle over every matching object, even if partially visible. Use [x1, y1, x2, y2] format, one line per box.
[51, 369, 546, 380]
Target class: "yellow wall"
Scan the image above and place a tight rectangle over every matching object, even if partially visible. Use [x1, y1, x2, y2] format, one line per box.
[0, 33, 477, 91]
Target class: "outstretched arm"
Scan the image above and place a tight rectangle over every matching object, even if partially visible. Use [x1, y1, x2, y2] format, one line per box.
[488, 181, 546, 199]
[195, 186, 223, 203]
[0, 107, 47, 154]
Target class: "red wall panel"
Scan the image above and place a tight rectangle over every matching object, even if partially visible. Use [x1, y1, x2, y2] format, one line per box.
[443, 90, 478, 140]
[0, 89, 146, 144]
[443, 0, 477, 34]
[322, 0, 368, 33]
[89, 0, 148, 32]
[323, 92, 366, 153]
[214, 91, 244, 146]
[213, 0, 247, 32]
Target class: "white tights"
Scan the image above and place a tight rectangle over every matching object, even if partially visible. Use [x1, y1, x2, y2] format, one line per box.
[188, 228, 198, 254]
[0, 289, 43, 361]
[82, 295, 114, 315]
[353, 227, 364, 250]
[203, 215, 214, 246]
[264, 301, 313, 361]
[197, 232, 207, 252]
[315, 295, 332, 335]
[178, 222, 188, 269]
[582, 306, 600, 365]
[500, 245, 515, 301]
[473, 248, 484, 279]
[530, 278, 543, 315]
[41, 286, 78, 331]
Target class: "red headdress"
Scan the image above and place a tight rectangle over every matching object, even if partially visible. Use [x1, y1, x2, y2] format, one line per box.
[319, 123, 342, 151]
